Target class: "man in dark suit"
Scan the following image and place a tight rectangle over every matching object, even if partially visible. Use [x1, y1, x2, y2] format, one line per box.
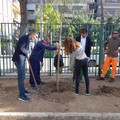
[75, 28, 92, 83]
[12, 30, 38, 102]
[75, 28, 91, 57]
[29, 37, 60, 89]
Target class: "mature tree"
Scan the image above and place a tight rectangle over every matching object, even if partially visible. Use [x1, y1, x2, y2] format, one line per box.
[18, 0, 27, 23]
[17, 0, 29, 36]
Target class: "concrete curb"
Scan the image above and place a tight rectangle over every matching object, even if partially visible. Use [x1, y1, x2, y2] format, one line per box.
[0, 112, 120, 120]
[0, 74, 73, 80]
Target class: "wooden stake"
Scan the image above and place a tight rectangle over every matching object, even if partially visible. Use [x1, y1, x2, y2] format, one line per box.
[56, 19, 62, 92]
[56, 46, 60, 92]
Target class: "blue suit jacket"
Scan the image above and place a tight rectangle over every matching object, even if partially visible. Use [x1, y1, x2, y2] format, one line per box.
[75, 35, 91, 57]
[29, 40, 57, 62]
[12, 35, 30, 63]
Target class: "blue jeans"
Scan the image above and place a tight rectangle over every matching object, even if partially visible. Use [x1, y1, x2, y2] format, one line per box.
[14, 60, 26, 95]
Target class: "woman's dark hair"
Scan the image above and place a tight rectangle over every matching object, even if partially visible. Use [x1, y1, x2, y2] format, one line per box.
[64, 37, 80, 55]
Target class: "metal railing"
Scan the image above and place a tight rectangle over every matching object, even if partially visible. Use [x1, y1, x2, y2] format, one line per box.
[0, 23, 120, 76]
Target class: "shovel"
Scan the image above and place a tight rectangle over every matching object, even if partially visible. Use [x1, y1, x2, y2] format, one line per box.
[26, 57, 40, 95]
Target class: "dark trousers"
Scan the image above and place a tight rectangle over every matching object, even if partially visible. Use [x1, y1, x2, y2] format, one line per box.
[29, 60, 41, 87]
[75, 58, 89, 94]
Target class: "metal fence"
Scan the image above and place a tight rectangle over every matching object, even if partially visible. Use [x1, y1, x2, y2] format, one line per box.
[0, 23, 120, 76]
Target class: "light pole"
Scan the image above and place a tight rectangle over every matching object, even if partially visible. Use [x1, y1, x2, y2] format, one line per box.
[100, 0, 104, 24]
[40, 0, 43, 40]
[94, 0, 98, 19]
[98, 0, 104, 75]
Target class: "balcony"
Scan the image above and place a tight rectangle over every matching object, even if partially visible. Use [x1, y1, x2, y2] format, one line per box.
[27, 0, 46, 4]
[27, 14, 36, 21]
[105, 0, 120, 3]
[13, 14, 21, 23]
[12, 0, 20, 13]
[27, 4, 36, 11]
[103, 3, 120, 9]
[103, 8, 120, 16]
[27, 0, 40, 3]
[104, 0, 120, 8]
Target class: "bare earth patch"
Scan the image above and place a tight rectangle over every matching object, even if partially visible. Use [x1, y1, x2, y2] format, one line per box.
[0, 76, 120, 112]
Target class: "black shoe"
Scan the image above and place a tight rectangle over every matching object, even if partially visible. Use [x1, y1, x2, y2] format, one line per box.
[72, 92, 79, 96]
[40, 80, 46, 85]
[25, 90, 31, 96]
[86, 92, 90, 96]
[31, 86, 37, 90]
[96, 77, 104, 80]
[19, 94, 30, 102]
[109, 78, 114, 82]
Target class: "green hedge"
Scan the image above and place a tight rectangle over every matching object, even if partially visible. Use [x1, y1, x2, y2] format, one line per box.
[44, 50, 54, 58]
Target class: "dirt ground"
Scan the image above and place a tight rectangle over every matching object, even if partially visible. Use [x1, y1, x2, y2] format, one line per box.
[0, 75, 120, 112]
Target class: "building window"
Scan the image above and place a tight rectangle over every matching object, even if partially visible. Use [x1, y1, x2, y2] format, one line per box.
[58, 5, 69, 13]
[107, 8, 116, 14]
[105, 0, 118, 3]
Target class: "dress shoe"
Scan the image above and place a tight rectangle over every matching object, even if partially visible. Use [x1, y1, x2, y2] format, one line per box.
[25, 90, 31, 96]
[86, 93, 90, 96]
[31, 86, 37, 90]
[40, 80, 46, 85]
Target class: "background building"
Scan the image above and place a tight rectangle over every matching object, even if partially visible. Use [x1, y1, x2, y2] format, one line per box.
[0, 0, 13, 23]
[0, 0, 20, 23]
[102, 0, 120, 17]
[26, 0, 120, 23]
[26, 0, 93, 23]
[12, 0, 21, 23]
[0, 0, 20, 55]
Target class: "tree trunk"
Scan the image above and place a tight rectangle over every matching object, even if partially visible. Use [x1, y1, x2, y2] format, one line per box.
[18, 0, 28, 36]
[18, 0, 27, 23]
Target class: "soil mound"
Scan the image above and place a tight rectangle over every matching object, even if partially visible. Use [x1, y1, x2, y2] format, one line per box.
[39, 81, 75, 103]
[95, 85, 120, 97]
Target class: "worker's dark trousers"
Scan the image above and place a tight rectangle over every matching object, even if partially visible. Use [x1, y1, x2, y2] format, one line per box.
[75, 58, 89, 94]
[29, 60, 41, 87]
